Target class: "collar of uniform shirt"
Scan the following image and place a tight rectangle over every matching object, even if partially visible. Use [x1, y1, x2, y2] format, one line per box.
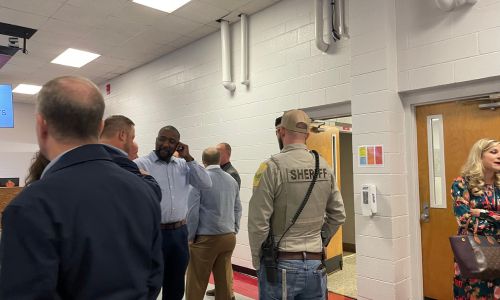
[282, 143, 308, 152]
[206, 165, 220, 170]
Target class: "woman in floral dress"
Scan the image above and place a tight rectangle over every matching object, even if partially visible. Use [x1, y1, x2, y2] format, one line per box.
[451, 138, 500, 299]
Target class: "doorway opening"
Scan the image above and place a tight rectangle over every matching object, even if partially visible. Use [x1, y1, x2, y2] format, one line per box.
[304, 103, 356, 299]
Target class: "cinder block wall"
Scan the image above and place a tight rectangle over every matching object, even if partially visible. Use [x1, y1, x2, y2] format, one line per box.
[103, 0, 351, 271]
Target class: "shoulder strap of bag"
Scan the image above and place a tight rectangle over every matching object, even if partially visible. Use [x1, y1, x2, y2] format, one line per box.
[275, 150, 320, 248]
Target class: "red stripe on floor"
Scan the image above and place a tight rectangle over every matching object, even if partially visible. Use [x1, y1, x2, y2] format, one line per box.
[209, 272, 355, 299]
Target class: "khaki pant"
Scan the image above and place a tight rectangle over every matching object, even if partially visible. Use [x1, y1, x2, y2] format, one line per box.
[186, 233, 236, 300]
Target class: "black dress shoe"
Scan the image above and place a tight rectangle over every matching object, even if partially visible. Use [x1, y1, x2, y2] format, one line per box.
[205, 288, 215, 296]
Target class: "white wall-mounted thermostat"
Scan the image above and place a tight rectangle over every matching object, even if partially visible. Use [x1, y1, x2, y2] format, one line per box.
[361, 184, 377, 216]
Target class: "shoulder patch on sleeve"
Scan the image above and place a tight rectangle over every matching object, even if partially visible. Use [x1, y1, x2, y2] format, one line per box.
[253, 162, 268, 187]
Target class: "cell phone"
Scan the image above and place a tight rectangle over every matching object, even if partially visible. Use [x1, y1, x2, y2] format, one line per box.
[176, 145, 184, 151]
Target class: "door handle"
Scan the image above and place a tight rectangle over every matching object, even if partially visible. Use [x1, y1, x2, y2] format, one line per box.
[420, 203, 430, 222]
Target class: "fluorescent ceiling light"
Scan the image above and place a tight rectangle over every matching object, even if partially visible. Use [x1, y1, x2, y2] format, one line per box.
[12, 84, 42, 95]
[51, 48, 100, 68]
[132, 0, 191, 13]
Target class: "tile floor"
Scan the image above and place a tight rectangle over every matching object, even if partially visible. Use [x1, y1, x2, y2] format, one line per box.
[159, 257, 358, 300]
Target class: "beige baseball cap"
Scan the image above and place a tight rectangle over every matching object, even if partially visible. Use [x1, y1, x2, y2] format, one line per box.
[279, 109, 310, 134]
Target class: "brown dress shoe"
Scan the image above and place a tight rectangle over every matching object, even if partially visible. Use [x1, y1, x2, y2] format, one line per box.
[205, 288, 215, 296]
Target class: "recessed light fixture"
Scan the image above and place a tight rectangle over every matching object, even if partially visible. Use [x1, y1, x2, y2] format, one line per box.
[51, 48, 100, 68]
[12, 84, 42, 95]
[132, 0, 191, 13]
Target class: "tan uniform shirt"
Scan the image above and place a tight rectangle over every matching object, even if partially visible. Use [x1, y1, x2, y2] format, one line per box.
[248, 143, 345, 270]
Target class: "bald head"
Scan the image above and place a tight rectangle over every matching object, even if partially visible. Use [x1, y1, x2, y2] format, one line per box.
[37, 76, 105, 143]
[202, 147, 220, 167]
[216, 142, 231, 165]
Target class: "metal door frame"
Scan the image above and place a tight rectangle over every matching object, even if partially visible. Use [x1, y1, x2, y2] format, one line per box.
[401, 76, 500, 300]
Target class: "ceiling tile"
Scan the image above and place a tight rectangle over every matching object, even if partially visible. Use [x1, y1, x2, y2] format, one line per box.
[21, 39, 67, 60]
[66, 0, 128, 17]
[240, 0, 280, 15]
[185, 25, 219, 40]
[173, 1, 230, 24]
[112, 2, 164, 25]
[38, 18, 96, 38]
[123, 28, 184, 47]
[6, 53, 47, 70]
[0, 0, 65, 17]
[51, 4, 108, 27]
[97, 15, 150, 38]
[0, 7, 49, 29]
[152, 14, 203, 36]
[29, 28, 82, 48]
[199, 0, 253, 12]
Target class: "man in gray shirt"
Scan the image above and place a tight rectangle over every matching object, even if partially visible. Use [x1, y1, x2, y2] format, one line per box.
[186, 147, 242, 300]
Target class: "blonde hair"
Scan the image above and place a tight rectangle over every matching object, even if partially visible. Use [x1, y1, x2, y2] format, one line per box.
[460, 138, 500, 196]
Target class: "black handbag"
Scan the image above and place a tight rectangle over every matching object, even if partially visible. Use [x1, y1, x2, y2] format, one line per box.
[449, 232, 500, 280]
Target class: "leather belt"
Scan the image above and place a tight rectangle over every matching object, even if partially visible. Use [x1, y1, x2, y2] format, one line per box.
[160, 219, 186, 230]
[278, 251, 322, 260]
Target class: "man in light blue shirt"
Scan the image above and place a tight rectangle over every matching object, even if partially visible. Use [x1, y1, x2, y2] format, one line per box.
[185, 147, 241, 300]
[134, 125, 211, 300]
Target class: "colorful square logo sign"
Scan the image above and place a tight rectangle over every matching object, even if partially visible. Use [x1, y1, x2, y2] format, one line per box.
[0, 85, 14, 128]
[359, 145, 384, 167]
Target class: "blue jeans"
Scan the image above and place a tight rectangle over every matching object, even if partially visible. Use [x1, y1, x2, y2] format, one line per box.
[258, 259, 327, 300]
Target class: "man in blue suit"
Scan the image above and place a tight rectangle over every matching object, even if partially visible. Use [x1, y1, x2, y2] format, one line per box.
[0, 76, 163, 300]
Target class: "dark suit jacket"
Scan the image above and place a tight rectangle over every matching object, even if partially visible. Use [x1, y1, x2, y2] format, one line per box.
[0, 144, 163, 300]
[102, 145, 162, 201]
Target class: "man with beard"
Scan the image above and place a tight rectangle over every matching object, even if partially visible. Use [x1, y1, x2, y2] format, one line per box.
[248, 110, 345, 299]
[134, 125, 212, 300]
[275, 116, 283, 150]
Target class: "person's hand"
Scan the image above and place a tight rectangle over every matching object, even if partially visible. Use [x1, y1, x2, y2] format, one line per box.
[139, 169, 150, 176]
[470, 208, 482, 217]
[176, 142, 194, 162]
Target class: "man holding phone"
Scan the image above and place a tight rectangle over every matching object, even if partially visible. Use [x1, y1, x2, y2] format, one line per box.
[135, 125, 212, 300]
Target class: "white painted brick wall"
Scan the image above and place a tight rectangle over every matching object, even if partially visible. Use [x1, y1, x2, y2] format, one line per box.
[97, 0, 500, 297]
[350, 0, 411, 298]
[103, 0, 351, 271]
[398, 0, 500, 91]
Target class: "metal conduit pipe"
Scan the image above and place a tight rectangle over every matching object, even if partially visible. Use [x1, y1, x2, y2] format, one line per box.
[334, 0, 346, 37]
[220, 20, 235, 91]
[434, 0, 478, 11]
[240, 14, 249, 86]
[315, 0, 329, 52]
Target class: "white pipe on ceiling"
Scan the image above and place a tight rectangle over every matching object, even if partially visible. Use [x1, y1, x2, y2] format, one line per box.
[435, 0, 478, 11]
[240, 14, 249, 86]
[315, 0, 329, 52]
[220, 20, 235, 91]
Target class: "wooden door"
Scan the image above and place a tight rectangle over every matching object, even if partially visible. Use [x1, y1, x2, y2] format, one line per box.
[416, 101, 500, 299]
[306, 125, 343, 271]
